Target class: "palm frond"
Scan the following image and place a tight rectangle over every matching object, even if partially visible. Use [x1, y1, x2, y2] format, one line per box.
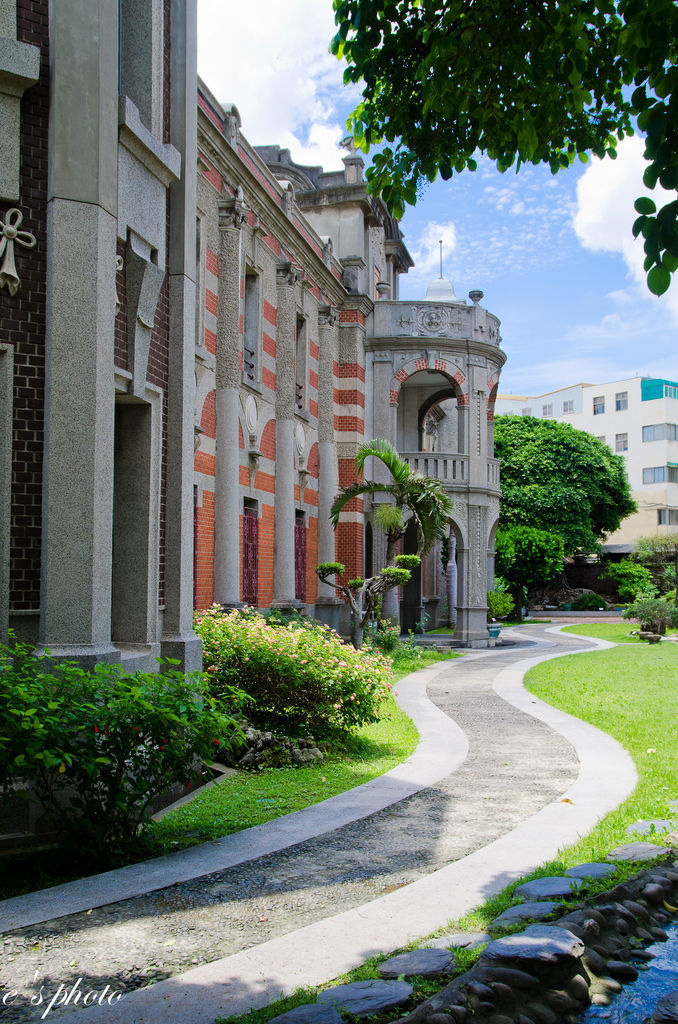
[355, 439, 412, 485]
[330, 481, 394, 525]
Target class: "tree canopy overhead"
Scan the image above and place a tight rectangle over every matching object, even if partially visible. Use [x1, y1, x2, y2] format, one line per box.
[493, 415, 636, 553]
[331, 0, 678, 294]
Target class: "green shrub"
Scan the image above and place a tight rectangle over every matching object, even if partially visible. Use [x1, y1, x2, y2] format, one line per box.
[0, 635, 239, 860]
[623, 598, 678, 634]
[487, 590, 515, 620]
[373, 619, 401, 653]
[195, 605, 394, 738]
[602, 559, 657, 601]
[570, 593, 608, 611]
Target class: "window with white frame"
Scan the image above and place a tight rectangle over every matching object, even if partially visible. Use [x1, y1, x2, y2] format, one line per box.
[562, 400, 574, 413]
[595, 435, 606, 444]
[521, 407, 532, 416]
[658, 509, 678, 525]
[593, 395, 605, 415]
[615, 391, 628, 411]
[542, 403, 553, 417]
[615, 433, 628, 453]
[644, 466, 666, 483]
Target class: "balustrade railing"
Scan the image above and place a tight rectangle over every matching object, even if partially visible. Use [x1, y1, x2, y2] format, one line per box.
[401, 452, 501, 491]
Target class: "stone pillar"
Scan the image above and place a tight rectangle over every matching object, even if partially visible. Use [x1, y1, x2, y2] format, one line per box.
[273, 263, 299, 607]
[39, 0, 120, 663]
[316, 306, 340, 606]
[213, 191, 247, 607]
[447, 531, 457, 628]
[161, 0, 201, 669]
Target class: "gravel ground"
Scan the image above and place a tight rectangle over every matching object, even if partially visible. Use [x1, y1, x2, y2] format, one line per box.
[0, 628, 585, 1021]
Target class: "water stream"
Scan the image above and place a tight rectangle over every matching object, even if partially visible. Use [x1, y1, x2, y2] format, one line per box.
[579, 922, 678, 1023]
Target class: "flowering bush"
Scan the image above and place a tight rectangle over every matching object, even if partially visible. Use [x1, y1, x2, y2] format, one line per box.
[0, 635, 240, 860]
[195, 605, 394, 737]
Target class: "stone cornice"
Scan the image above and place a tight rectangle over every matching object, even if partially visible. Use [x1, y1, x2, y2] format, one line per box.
[364, 335, 507, 370]
[340, 294, 374, 318]
[198, 107, 346, 306]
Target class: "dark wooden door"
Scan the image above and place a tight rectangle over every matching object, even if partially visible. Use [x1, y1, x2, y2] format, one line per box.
[242, 505, 258, 605]
[295, 513, 306, 602]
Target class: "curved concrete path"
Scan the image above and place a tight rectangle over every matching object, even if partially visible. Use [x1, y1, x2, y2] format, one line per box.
[0, 626, 637, 1024]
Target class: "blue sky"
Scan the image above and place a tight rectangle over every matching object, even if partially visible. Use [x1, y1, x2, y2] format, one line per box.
[197, 0, 677, 395]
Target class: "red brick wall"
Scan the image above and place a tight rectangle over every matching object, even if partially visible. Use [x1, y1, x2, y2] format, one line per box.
[4, 0, 49, 611]
[194, 490, 214, 609]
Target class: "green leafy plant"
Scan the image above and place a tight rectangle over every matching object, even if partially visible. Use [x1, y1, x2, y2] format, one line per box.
[0, 635, 239, 861]
[623, 598, 678, 634]
[495, 525, 564, 622]
[487, 590, 515, 621]
[195, 605, 394, 738]
[570, 592, 608, 611]
[634, 534, 678, 604]
[602, 559, 657, 601]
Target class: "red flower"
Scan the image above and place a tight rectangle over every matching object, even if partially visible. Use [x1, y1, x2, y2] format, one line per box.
[94, 725, 98, 733]
[214, 738, 220, 746]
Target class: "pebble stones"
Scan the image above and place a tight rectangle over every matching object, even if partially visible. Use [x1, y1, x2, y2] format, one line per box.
[378, 948, 454, 979]
[489, 902, 560, 934]
[317, 980, 412, 1017]
[607, 841, 673, 860]
[565, 862, 617, 880]
[514, 876, 584, 900]
[652, 991, 678, 1023]
[480, 924, 585, 988]
[268, 1004, 343, 1024]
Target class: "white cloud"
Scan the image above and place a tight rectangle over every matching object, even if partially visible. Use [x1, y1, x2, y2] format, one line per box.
[573, 135, 678, 318]
[407, 220, 459, 282]
[197, 0, 350, 170]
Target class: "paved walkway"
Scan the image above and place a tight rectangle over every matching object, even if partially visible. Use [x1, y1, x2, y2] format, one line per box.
[0, 625, 637, 1024]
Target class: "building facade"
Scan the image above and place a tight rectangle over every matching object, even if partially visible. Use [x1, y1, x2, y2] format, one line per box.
[496, 377, 678, 549]
[1, 1, 505, 658]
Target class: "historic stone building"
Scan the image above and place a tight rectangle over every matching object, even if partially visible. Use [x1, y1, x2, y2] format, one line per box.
[1, 0, 505, 658]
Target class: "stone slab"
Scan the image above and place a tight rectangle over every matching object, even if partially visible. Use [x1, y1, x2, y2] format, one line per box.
[625, 819, 674, 837]
[318, 980, 412, 1016]
[480, 924, 585, 987]
[378, 948, 454, 979]
[652, 991, 678, 1023]
[489, 901, 560, 933]
[607, 842, 672, 861]
[514, 876, 584, 900]
[565, 862, 617, 880]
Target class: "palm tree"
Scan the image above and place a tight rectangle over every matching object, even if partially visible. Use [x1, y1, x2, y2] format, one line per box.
[330, 439, 454, 623]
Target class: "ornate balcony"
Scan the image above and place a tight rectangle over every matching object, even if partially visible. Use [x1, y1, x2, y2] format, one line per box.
[401, 451, 500, 493]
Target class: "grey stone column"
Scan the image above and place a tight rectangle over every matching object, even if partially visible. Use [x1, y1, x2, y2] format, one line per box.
[214, 193, 247, 607]
[39, 0, 119, 663]
[273, 263, 299, 607]
[161, 0, 201, 669]
[316, 306, 339, 604]
[447, 531, 457, 628]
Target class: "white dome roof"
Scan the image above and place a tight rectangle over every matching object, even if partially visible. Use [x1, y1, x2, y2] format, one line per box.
[425, 277, 465, 303]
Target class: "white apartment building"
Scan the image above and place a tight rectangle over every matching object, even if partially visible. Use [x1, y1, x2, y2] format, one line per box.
[495, 376, 678, 550]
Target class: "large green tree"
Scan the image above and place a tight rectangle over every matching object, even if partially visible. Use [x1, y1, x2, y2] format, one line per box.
[493, 415, 636, 553]
[331, 438, 454, 619]
[331, 0, 678, 294]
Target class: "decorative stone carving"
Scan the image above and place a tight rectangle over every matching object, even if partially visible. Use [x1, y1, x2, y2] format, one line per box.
[281, 182, 295, 217]
[295, 421, 306, 459]
[115, 254, 124, 315]
[276, 262, 301, 288]
[0, 208, 36, 296]
[223, 104, 241, 148]
[244, 394, 258, 435]
[219, 187, 248, 231]
[321, 237, 333, 265]
[399, 304, 465, 337]
[318, 305, 338, 328]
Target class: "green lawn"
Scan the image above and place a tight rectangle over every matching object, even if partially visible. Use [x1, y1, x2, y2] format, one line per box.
[561, 622, 641, 644]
